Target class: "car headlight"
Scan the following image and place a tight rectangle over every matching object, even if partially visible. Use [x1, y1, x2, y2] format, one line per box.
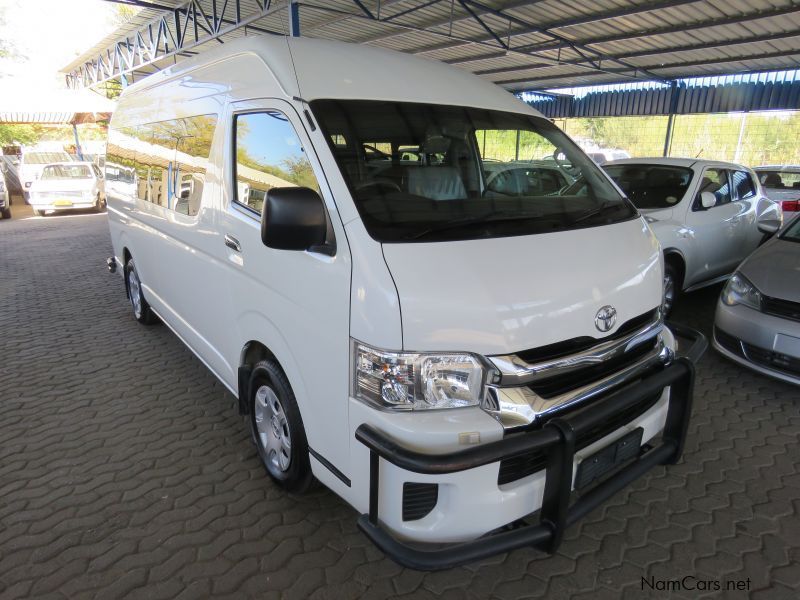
[721, 272, 762, 310]
[352, 341, 488, 410]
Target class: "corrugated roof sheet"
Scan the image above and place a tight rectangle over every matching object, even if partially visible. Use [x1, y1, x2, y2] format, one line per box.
[63, 0, 800, 93]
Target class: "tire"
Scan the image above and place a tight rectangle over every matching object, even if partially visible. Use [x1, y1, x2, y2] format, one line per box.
[1, 208, 10, 219]
[124, 258, 157, 325]
[249, 360, 313, 493]
[663, 261, 680, 316]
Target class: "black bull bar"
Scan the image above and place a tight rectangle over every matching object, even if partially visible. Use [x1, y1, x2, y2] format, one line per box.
[354, 323, 707, 571]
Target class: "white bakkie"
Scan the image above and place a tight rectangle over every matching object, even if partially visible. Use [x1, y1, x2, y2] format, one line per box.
[105, 36, 705, 569]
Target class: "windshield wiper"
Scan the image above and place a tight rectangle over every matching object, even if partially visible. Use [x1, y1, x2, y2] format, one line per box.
[405, 210, 531, 240]
[569, 201, 618, 225]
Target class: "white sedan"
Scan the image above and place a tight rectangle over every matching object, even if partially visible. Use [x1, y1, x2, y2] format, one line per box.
[604, 158, 783, 314]
[753, 165, 800, 222]
[28, 162, 106, 216]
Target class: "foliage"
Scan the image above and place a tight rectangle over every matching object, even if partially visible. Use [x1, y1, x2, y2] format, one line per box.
[557, 111, 800, 166]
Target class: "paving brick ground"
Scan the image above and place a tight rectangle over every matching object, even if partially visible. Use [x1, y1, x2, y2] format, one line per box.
[1, 204, 799, 599]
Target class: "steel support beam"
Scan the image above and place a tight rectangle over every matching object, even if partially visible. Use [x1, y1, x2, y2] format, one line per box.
[289, 0, 300, 37]
[474, 31, 800, 77]
[514, 4, 800, 57]
[299, 1, 663, 84]
[68, 0, 283, 88]
[496, 48, 800, 88]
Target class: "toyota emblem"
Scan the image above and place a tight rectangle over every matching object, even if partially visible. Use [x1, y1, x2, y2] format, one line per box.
[595, 305, 617, 332]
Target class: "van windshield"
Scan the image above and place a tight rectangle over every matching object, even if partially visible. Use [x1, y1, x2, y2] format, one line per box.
[41, 164, 92, 179]
[311, 100, 636, 242]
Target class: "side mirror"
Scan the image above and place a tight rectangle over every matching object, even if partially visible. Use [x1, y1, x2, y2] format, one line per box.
[261, 187, 331, 254]
[700, 191, 716, 209]
[757, 199, 783, 235]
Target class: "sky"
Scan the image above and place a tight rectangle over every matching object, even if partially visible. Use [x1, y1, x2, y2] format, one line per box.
[0, 0, 126, 91]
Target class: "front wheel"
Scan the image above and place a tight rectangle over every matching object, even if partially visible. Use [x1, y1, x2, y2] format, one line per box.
[249, 360, 313, 493]
[663, 262, 679, 316]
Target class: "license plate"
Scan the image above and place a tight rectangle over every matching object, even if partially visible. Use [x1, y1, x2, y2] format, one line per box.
[774, 334, 800, 357]
[53, 200, 73, 207]
[575, 427, 643, 489]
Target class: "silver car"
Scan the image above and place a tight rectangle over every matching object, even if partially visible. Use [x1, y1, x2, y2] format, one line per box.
[713, 214, 800, 385]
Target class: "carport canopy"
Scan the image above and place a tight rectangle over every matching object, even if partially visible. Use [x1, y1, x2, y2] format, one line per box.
[61, 0, 800, 93]
[0, 87, 115, 125]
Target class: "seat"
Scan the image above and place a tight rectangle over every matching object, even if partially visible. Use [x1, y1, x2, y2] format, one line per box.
[406, 166, 467, 201]
[490, 169, 528, 196]
[764, 173, 783, 188]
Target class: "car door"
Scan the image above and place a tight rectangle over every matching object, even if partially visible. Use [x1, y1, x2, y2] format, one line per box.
[730, 169, 761, 257]
[684, 167, 743, 284]
[216, 99, 352, 476]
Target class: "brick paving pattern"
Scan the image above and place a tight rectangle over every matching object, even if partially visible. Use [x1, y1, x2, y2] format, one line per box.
[1, 205, 799, 599]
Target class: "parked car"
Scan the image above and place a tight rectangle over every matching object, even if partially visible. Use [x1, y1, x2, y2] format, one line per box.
[753, 165, 800, 221]
[586, 148, 631, 165]
[19, 149, 73, 201]
[483, 160, 572, 195]
[714, 214, 800, 385]
[28, 162, 106, 216]
[604, 158, 782, 314]
[0, 175, 9, 219]
[105, 35, 705, 569]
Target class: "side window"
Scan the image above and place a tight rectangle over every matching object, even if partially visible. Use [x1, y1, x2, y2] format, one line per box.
[128, 115, 217, 216]
[695, 168, 731, 209]
[732, 170, 756, 200]
[168, 115, 217, 216]
[234, 111, 320, 215]
[105, 126, 138, 200]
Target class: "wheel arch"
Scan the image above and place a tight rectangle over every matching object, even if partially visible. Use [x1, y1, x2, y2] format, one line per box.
[663, 248, 686, 291]
[237, 338, 304, 419]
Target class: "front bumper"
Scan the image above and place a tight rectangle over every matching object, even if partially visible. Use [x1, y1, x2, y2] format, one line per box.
[714, 299, 800, 385]
[354, 323, 706, 570]
[30, 199, 96, 211]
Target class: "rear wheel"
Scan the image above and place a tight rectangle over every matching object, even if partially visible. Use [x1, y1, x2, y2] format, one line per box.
[249, 360, 313, 493]
[125, 258, 157, 325]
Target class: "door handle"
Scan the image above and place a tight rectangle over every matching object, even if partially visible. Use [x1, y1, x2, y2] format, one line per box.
[224, 234, 241, 253]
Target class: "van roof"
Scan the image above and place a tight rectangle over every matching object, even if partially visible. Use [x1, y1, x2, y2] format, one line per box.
[123, 35, 541, 118]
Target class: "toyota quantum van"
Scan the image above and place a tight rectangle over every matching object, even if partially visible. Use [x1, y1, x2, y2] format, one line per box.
[105, 36, 706, 570]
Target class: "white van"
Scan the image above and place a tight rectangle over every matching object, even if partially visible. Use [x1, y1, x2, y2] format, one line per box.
[105, 36, 705, 569]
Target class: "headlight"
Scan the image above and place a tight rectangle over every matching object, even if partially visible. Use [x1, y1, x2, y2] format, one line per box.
[721, 272, 762, 310]
[352, 341, 488, 410]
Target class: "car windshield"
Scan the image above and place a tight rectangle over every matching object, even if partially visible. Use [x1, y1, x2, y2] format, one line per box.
[757, 170, 800, 190]
[311, 100, 636, 242]
[25, 152, 71, 165]
[41, 165, 92, 179]
[781, 215, 800, 242]
[604, 164, 693, 210]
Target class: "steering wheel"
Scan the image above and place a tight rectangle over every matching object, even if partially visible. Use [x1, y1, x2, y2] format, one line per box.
[355, 179, 402, 193]
[553, 149, 581, 178]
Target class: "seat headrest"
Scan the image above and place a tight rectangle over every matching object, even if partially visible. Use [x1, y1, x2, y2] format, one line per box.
[764, 173, 783, 187]
[422, 135, 451, 155]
